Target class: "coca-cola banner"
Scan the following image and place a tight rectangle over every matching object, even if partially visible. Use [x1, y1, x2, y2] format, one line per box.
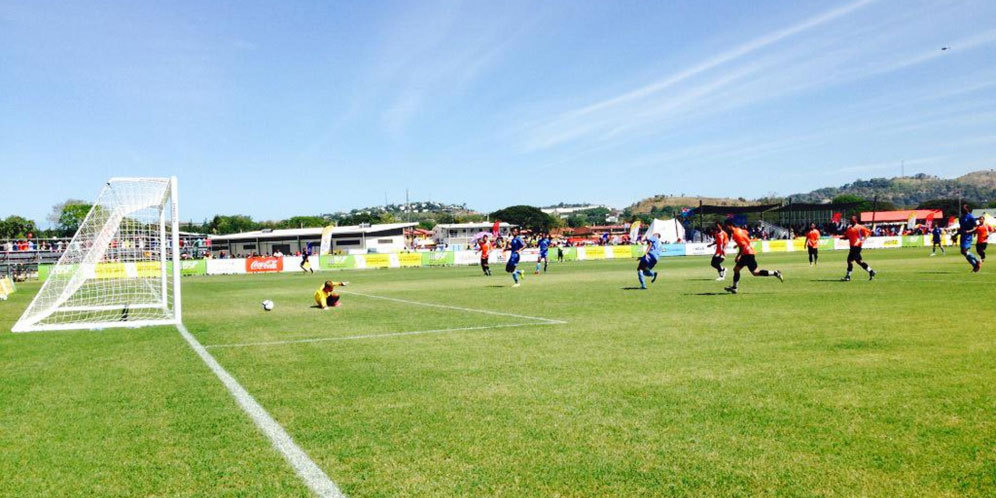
[246, 256, 283, 273]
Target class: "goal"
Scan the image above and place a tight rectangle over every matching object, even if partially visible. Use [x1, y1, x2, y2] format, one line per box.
[12, 177, 182, 332]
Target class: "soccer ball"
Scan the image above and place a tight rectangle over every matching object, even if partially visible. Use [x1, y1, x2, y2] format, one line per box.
[261, 299, 274, 311]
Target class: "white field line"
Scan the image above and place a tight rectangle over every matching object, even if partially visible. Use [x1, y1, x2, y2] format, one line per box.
[340, 290, 567, 324]
[206, 321, 560, 349]
[176, 323, 345, 498]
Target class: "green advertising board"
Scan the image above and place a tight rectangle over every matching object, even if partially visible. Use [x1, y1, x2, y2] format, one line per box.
[422, 251, 455, 266]
[180, 259, 207, 276]
[320, 254, 356, 270]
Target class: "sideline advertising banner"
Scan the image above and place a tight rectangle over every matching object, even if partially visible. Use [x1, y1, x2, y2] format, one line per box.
[320, 254, 356, 270]
[207, 258, 246, 275]
[246, 256, 283, 273]
[181, 259, 207, 276]
[423, 251, 455, 266]
[398, 253, 423, 268]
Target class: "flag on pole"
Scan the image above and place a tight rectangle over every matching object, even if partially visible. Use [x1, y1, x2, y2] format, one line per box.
[832, 212, 842, 224]
[492, 220, 500, 237]
[907, 212, 917, 230]
[628, 221, 642, 241]
[925, 211, 935, 229]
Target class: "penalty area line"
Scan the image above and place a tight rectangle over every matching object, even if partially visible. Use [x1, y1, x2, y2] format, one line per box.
[205, 321, 563, 349]
[176, 323, 345, 498]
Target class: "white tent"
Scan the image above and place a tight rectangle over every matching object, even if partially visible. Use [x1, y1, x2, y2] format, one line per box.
[646, 218, 686, 243]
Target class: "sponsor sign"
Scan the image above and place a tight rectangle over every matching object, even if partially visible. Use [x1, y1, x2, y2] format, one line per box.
[767, 240, 790, 252]
[659, 243, 685, 257]
[583, 246, 606, 260]
[684, 243, 713, 256]
[246, 256, 283, 273]
[453, 250, 481, 266]
[181, 259, 207, 276]
[207, 258, 246, 275]
[423, 251, 455, 266]
[95, 263, 128, 279]
[135, 261, 162, 278]
[611, 246, 633, 259]
[320, 254, 355, 270]
[362, 254, 391, 269]
[398, 253, 422, 267]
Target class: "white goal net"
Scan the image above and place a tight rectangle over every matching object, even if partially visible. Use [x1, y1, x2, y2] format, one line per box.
[12, 177, 181, 332]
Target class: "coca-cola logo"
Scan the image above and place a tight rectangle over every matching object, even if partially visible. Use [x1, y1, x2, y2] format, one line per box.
[246, 257, 283, 272]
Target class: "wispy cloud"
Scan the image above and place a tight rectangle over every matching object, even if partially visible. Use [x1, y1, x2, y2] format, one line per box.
[516, 0, 996, 155]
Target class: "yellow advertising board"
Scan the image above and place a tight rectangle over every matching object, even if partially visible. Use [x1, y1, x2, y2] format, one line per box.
[398, 253, 422, 267]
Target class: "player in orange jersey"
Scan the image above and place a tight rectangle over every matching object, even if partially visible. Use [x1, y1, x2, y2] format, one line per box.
[840, 216, 876, 281]
[975, 221, 990, 263]
[476, 234, 493, 276]
[805, 223, 821, 266]
[707, 222, 729, 280]
[722, 220, 782, 294]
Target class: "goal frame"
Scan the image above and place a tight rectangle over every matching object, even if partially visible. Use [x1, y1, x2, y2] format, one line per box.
[11, 177, 182, 333]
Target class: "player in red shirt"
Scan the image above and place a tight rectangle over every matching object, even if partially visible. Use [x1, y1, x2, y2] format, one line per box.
[707, 222, 729, 280]
[723, 220, 782, 294]
[975, 222, 990, 262]
[476, 234, 493, 276]
[805, 223, 821, 266]
[840, 216, 876, 281]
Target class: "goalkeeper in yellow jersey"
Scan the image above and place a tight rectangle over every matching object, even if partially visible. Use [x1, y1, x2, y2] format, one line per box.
[314, 280, 349, 310]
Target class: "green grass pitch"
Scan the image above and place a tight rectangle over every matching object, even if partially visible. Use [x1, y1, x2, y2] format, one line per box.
[1, 248, 994, 496]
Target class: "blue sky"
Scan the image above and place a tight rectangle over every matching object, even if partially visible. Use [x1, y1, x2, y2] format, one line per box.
[2, 0, 995, 225]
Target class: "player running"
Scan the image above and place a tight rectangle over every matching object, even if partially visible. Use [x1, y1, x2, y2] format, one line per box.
[930, 225, 945, 256]
[505, 227, 526, 286]
[300, 250, 314, 273]
[476, 234, 493, 276]
[975, 220, 989, 263]
[637, 232, 663, 289]
[805, 223, 820, 266]
[314, 280, 349, 310]
[723, 221, 782, 294]
[535, 233, 551, 273]
[956, 204, 982, 272]
[840, 216, 876, 281]
[707, 222, 728, 280]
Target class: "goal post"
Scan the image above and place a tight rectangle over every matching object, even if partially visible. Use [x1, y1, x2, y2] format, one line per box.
[12, 177, 182, 332]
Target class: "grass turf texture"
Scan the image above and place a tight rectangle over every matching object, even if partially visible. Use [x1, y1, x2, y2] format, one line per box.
[1, 248, 994, 496]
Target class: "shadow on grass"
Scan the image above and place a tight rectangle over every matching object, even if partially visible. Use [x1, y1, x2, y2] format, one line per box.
[686, 292, 733, 296]
[621, 286, 647, 291]
[813, 279, 850, 282]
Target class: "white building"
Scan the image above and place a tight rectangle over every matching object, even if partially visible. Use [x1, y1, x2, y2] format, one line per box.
[433, 222, 514, 249]
[209, 223, 416, 257]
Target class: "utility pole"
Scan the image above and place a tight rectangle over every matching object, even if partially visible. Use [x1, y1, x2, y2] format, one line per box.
[901, 160, 905, 178]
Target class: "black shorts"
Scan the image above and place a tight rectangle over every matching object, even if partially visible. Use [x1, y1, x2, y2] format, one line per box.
[977, 242, 988, 252]
[847, 247, 863, 261]
[738, 254, 758, 272]
[711, 254, 725, 263]
[481, 257, 489, 267]
[807, 246, 818, 256]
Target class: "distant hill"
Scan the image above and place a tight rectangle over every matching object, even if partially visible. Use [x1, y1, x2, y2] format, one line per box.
[789, 170, 996, 207]
[627, 195, 755, 214]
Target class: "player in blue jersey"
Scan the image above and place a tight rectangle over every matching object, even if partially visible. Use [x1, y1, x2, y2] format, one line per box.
[930, 225, 945, 256]
[956, 204, 982, 272]
[637, 232, 663, 289]
[534, 233, 551, 274]
[505, 227, 526, 286]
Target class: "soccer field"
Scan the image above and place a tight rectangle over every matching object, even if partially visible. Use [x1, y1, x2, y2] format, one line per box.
[1, 248, 994, 496]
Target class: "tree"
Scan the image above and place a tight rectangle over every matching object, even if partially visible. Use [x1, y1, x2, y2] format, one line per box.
[208, 215, 258, 235]
[490, 205, 556, 232]
[566, 214, 587, 228]
[48, 200, 94, 237]
[418, 219, 437, 230]
[278, 216, 328, 229]
[832, 194, 896, 218]
[917, 199, 978, 218]
[0, 215, 38, 238]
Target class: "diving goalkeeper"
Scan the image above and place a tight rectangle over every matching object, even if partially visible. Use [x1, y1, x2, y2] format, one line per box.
[314, 280, 349, 309]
